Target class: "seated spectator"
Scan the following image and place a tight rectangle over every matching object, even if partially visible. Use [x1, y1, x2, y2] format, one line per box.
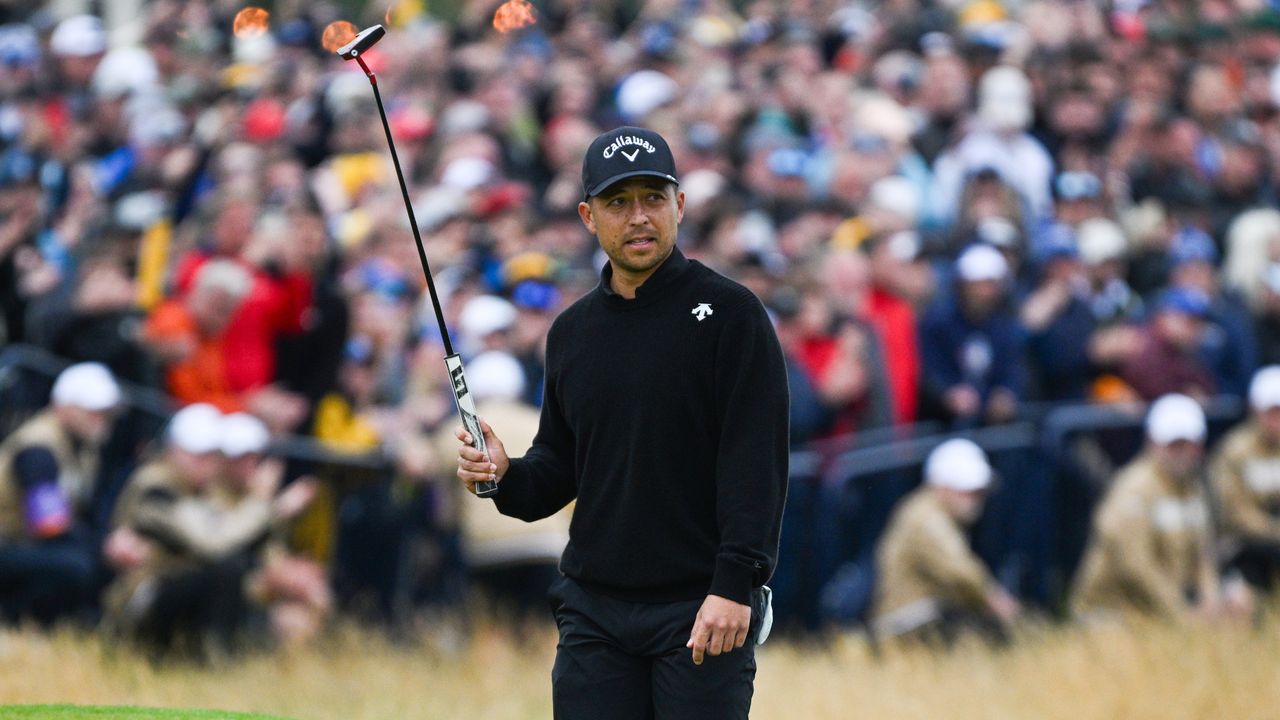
[218, 412, 328, 647]
[920, 244, 1025, 426]
[1210, 367, 1280, 593]
[872, 439, 1020, 645]
[1119, 288, 1216, 401]
[103, 404, 285, 660]
[0, 363, 121, 625]
[1072, 395, 1232, 621]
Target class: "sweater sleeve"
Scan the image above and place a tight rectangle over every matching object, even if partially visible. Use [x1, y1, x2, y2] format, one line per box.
[707, 294, 789, 605]
[492, 329, 578, 522]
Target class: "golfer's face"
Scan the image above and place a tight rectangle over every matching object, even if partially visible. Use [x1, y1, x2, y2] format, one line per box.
[580, 178, 684, 277]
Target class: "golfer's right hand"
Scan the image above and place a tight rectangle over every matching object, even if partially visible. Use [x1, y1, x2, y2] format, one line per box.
[456, 420, 509, 494]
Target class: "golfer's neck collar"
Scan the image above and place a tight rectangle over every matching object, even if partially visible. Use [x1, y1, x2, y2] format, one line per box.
[600, 246, 689, 305]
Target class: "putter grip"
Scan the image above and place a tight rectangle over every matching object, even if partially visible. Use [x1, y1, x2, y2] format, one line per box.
[445, 354, 498, 497]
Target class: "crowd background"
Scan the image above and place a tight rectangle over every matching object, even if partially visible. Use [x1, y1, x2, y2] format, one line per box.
[3, 0, 1280, 653]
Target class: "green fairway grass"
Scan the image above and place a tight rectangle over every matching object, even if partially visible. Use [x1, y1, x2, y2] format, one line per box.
[0, 707, 293, 719]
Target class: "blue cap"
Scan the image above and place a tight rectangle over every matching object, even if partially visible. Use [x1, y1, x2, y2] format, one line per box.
[1033, 222, 1079, 263]
[1156, 286, 1211, 318]
[511, 280, 561, 312]
[1170, 226, 1218, 266]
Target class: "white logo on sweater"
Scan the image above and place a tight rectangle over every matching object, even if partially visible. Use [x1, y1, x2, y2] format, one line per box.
[692, 303, 713, 321]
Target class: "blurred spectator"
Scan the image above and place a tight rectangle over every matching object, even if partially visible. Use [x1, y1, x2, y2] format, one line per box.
[920, 244, 1025, 426]
[805, 249, 893, 435]
[1210, 367, 1280, 593]
[0, 362, 120, 625]
[861, 231, 925, 424]
[1022, 225, 1097, 402]
[1166, 227, 1258, 397]
[872, 439, 1020, 645]
[1119, 287, 1216, 401]
[1072, 395, 1226, 621]
[931, 65, 1054, 231]
[219, 412, 329, 647]
[142, 258, 252, 412]
[104, 404, 308, 659]
[765, 286, 831, 446]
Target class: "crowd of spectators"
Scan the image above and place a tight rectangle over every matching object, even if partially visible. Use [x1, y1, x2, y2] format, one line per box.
[4, 0, 1280, 651]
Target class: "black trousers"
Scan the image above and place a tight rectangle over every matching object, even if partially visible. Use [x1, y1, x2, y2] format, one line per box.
[135, 554, 255, 659]
[0, 531, 101, 626]
[1227, 540, 1280, 592]
[548, 575, 758, 720]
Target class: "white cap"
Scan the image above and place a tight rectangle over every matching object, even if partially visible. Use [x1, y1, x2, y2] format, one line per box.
[50, 15, 106, 58]
[441, 156, 495, 192]
[1146, 393, 1207, 445]
[92, 46, 158, 99]
[1077, 218, 1128, 265]
[459, 295, 517, 340]
[1250, 366, 1280, 411]
[925, 439, 992, 492]
[616, 69, 679, 121]
[978, 65, 1032, 131]
[51, 362, 121, 411]
[867, 175, 920, 224]
[466, 351, 527, 402]
[167, 403, 224, 455]
[220, 412, 270, 458]
[956, 243, 1008, 282]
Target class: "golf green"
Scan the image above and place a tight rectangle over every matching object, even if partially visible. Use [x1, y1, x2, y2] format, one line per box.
[0, 707, 293, 719]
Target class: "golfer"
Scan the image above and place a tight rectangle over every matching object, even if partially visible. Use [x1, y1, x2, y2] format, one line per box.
[456, 125, 788, 718]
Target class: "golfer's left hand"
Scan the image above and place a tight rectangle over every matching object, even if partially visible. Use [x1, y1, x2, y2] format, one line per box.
[687, 594, 750, 665]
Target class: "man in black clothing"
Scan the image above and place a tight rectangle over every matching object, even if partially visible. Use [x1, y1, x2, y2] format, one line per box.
[456, 126, 788, 718]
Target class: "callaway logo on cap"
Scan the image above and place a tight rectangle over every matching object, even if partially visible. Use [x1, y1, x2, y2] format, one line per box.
[582, 126, 679, 199]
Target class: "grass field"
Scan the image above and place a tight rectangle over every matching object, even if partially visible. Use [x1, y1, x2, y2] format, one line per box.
[1, 614, 1278, 720]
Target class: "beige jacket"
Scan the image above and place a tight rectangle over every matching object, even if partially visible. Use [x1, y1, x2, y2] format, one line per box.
[872, 488, 994, 636]
[1072, 453, 1216, 619]
[431, 398, 571, 569]
[104, 459, 273, 626]
[0, 410, 100, 542]
[1209, 422, 1280, 552]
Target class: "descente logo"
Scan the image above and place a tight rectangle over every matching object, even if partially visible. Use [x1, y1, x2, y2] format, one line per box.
[602, 135, 657, 159]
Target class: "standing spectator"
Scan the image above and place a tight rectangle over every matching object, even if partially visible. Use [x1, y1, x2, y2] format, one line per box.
[1021, 226, 1098, 402]
[872, 439, 1020, 645]
[141, 259, 252, 412]
[1072, 395, 1222, 621]
[0, 362, 120, 625]
[931, 65, 1054, 231]
[920, 244, 1025, 426]
[862, 231, 925, 424]
[1210, 367, 1280, 593]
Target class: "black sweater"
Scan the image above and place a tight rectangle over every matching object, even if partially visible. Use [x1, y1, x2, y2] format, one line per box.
[492, 247, 789, 605]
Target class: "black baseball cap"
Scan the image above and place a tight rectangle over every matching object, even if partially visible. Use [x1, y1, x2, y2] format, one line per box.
[581, 126, 679, 199]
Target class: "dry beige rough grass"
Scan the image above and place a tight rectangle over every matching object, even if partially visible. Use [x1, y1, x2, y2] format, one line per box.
[1, 614, 1277, 719]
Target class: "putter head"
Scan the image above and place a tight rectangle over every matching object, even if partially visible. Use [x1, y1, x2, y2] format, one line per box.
[336, 24, 386, 60]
